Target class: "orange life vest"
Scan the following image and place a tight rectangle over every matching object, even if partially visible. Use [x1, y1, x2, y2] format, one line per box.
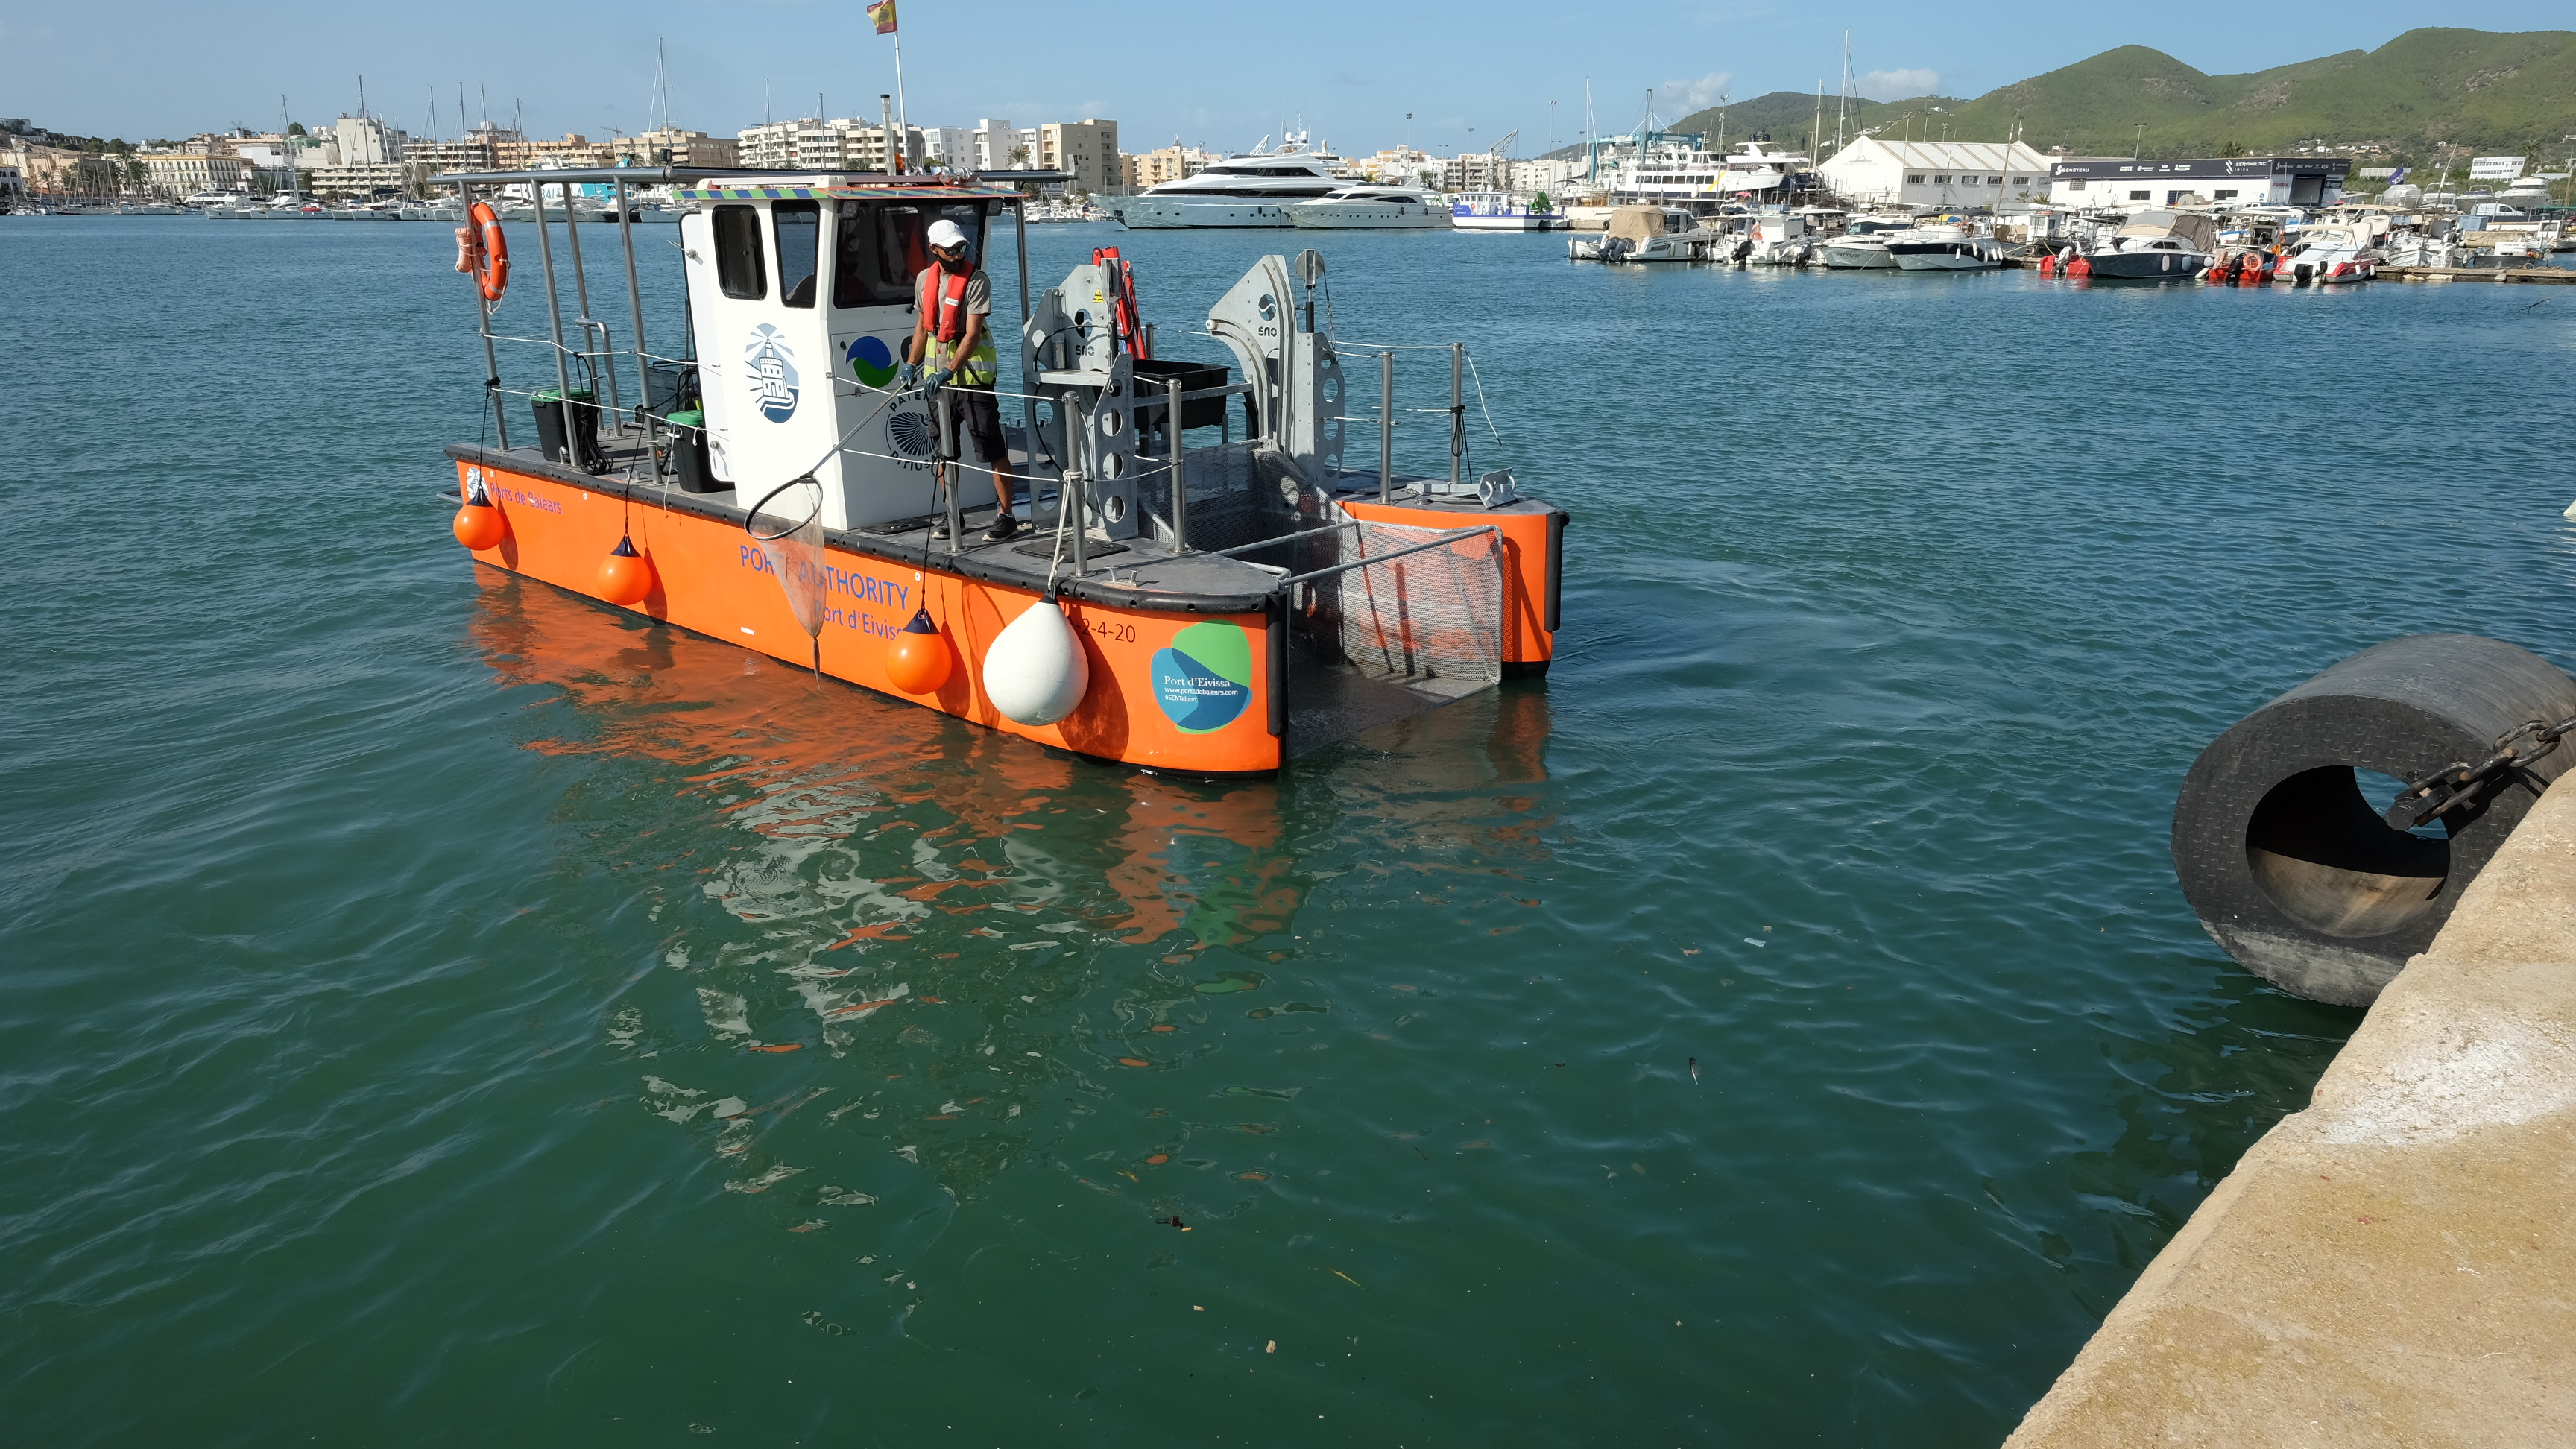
[918, 264, 973, 343]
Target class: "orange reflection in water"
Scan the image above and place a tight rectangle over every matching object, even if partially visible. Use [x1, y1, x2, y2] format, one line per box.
[465, 566, 1305, 947]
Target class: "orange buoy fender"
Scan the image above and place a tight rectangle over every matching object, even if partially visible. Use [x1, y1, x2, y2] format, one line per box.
[982, 599, 1090, 725]
[467, 200, 510, 303]
[885, 607, 954, 695]
[597, 534, 654, 605]
[453, 476, 506, 551]
[2067, 255, 2092, 278]
[2038, 254, 2056, 277]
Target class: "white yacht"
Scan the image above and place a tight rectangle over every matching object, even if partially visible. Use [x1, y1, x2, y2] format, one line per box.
[1105, 138, 1345, 229]
[1613, 133, 1813, 207]
[1287, 184, 1453, 229]
[1568, 205, 1702, 263]
[1887, 224, 2005, 271]
[1819, 215, 1914, 269]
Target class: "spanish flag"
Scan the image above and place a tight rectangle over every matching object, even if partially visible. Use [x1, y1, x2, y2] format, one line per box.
[867, 0, 897, 33]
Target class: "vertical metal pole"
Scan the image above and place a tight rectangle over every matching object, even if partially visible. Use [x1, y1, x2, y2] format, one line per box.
[560, 181, 615, 417]
[937, 385, 961, 554]
[1067, 467, 1087, 578]
[616, 176, 657, 469]
[1379, 349, 1393, 502]
[1450, 342, 1464, 490]
[1014, 200, 1035, 496]
[1167, 374, 1187, 552]
[531, 180, 576, 459]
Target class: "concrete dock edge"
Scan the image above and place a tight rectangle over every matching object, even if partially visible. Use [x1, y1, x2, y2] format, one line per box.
[2004, 781, 2576, 1448]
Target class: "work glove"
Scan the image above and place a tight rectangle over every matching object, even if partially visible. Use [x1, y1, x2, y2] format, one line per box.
[897, 361, 921, 390]
[924, 367, 953, 391]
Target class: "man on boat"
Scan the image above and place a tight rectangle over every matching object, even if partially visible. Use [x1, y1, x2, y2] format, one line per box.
[903, 218, 1018, 542]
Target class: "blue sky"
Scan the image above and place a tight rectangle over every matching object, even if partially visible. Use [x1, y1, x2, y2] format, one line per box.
[6, 2, 2568, 154]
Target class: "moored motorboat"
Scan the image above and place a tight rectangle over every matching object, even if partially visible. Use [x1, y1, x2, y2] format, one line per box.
[1887, 224, 2004, 271]
[2071, 210, 2216, 280]
[1819, 215, 1913, 269]
[429, 164, 1567, 777]
[1450, 191, 1559, 230]
[1568, 204, 1700, 262]
[2270, 223, 2381, 285]
[1287, 185, 1453, 230]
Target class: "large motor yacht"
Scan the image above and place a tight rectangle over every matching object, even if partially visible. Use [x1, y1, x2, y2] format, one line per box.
[1287, 184, 1454, 230]
[1105, 137, 1345, 229]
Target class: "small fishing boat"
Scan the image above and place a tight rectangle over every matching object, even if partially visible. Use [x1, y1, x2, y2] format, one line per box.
[430, 165, 1566, 777]
[2271, 224, 2380, 285]
[1568, 205, 1700, 263]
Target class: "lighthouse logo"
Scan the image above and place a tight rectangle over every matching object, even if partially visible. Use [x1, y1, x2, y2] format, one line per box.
[746, 325, 800, 423]
[1152, 622, 1254, 733]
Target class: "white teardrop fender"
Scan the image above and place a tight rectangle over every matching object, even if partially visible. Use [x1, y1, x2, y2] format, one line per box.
[982, 598, 1091, 725]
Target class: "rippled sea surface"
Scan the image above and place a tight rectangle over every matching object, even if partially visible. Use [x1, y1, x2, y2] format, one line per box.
[7, 215, 2576, 1446]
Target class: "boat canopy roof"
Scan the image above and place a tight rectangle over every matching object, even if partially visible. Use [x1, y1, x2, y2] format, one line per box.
[2114, 209, 2217, 250]
[434, 165, 1043, 201]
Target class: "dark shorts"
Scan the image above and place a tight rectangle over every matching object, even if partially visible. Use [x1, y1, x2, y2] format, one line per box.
[938, 384, 1008, 466]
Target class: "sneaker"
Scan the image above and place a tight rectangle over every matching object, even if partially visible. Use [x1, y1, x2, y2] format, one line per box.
[929, 515, 951, 539]
[984, 514, 1021, 543]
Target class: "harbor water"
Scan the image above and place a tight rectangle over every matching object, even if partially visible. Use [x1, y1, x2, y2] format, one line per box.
[7, 215, 2576, 1445]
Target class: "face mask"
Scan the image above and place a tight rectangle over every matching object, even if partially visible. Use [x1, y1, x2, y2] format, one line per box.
[938, 250, 969, 274]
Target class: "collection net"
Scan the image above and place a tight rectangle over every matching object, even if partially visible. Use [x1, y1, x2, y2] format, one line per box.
[1317, 519, 1505, 686]
[751, 479, 829, 645]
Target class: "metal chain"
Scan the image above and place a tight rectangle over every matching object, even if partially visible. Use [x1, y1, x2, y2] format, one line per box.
[2384, 712, 2576, 829]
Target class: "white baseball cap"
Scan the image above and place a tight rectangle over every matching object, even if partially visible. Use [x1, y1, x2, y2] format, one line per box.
[926, 218, 969, 251]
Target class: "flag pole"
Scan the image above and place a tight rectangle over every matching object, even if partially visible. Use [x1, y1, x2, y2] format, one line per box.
[891, 32, 909, 171]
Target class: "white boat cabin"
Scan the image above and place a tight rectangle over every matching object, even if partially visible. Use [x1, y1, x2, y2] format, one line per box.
[676, 177, 1023, 529]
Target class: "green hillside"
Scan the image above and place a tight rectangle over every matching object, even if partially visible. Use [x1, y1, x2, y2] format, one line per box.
[1561, 31, 2576, 165]
[1939, 29, 2575, 160]
[1540, 90, 1959, 160]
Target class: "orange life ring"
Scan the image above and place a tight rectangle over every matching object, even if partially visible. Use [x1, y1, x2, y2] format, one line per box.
[466, 200, 510, 303]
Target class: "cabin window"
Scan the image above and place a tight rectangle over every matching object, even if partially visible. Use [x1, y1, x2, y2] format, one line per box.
[774, 201, 821, 308]
[833, 201, 988, 309]
[713, 205, 766, 300]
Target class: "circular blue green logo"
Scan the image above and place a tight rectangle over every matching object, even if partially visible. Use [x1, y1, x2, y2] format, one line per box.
[846, 335, 900, 388]
[1152, 622, 1254, 733]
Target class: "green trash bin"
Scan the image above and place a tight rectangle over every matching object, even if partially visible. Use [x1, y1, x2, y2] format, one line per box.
[533, 388, 603, 472]
[663, 408, 717, 494]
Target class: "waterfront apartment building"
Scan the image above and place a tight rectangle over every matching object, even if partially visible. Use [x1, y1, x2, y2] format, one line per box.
[1040, 119, 1120, 194]
[2047, 156, 2349, 209]
[1815, 137, 2051, 209]
[309, 162, 407, 196]
[610, 128, 738, 168]
[974, 119, 1036, 170]
[1442, 151, 1512, 192]
[1123, 145, 1214, 189]
[737, 118, 920, 172]
[332, 114, 407, 166]
[921, 126, 977, 170]
[1357, 147, 1436, 184]
[4, 139, 122, 195]
[138, 151, 251, 195]
[0, 163, 21, 197]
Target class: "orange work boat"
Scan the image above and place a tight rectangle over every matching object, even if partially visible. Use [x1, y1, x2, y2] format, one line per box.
[437, 165, 1567, 777]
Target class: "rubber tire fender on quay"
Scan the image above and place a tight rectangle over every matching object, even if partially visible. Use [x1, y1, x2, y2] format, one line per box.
[2170, 633, 2576, 1007]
